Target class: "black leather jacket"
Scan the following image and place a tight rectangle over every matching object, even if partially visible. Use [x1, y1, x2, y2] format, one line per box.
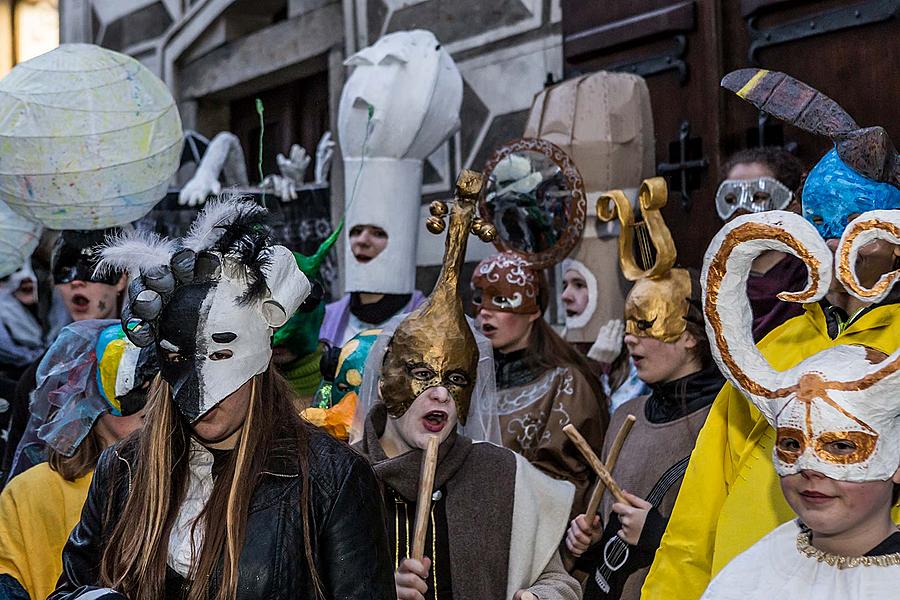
[50, 426, 396, 599]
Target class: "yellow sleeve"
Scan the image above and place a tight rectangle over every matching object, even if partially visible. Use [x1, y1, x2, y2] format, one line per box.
[0, 481, 30, 592]
[640, 383, 739, 600]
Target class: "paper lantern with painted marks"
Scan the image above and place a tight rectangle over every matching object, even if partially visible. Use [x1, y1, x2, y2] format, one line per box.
[0, 43, 183, 229]
[0, 199, 41, 277]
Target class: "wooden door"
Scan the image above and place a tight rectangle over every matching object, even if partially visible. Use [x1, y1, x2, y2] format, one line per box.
[230, 68, 330, 184]
[562, 0, 900, 267]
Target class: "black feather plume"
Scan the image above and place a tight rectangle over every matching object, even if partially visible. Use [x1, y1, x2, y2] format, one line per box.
[209, 200, 274, 304]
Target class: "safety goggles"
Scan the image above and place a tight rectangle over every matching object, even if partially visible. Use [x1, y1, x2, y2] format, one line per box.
[716, 177, 793, 221]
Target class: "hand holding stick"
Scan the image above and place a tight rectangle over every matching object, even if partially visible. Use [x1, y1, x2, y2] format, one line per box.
[563, 424, 626, 505]
[411, 435, 440, 561]
[585, 414, 635, 517]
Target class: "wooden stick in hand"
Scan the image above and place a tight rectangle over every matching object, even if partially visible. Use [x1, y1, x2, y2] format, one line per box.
[585, 414, 636, 517]
[411, 435, 440, 561]
[563, 424, 626, 505]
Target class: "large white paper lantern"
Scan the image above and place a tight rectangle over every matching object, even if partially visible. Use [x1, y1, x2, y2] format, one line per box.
[0, 199, 41, 277]
[0, 44, 183, 229]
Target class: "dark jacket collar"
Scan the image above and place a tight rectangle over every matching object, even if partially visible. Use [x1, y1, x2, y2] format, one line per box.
[114, 429, 304, 480]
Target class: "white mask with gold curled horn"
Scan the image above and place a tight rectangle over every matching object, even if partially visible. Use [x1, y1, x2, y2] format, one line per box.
[702, 210, 900, 481]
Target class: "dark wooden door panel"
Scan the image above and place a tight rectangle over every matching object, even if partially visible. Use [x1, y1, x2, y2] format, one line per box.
[562, 0, 899, 267]
[563, 0, 723, 268]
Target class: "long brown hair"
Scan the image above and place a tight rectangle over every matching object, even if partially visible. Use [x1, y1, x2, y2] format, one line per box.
[99, 368, 322, 600]
[47, 426, 103, 482]
[528, 272, 610, 432]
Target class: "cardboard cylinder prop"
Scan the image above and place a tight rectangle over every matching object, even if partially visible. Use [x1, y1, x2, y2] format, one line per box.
[0, 44, 183, 229]
[524, 72, 655, 342]
[0, 200, 41, 277]
[338, 30, 463, 294]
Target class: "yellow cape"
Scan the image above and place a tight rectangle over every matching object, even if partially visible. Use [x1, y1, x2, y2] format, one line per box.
[0, 463, 92, 600]
[641, 302, 900, 600]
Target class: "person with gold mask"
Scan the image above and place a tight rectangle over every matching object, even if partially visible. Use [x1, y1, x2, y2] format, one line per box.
[642, 69, 900, 600]
[353, 171, 581, 600]
[563, 178, 723, 600]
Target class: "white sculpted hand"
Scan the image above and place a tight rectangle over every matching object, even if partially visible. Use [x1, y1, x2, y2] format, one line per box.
[178, 169, 220, 207]
[277, 144, 311, 184]
[314, 131, 336, 184]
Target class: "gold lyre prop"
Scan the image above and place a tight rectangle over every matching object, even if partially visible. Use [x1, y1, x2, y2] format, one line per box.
[411, 435, 441, 561]
[597, 177, 675, 281]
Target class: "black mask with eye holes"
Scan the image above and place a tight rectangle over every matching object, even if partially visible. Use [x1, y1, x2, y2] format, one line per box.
[51, 229, 123, 285]
[154, 274, 275, 423]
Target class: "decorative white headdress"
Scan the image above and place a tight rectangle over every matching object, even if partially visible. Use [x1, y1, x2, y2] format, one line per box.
[702, 210, 900, 481]
[337, 29, 462, 294]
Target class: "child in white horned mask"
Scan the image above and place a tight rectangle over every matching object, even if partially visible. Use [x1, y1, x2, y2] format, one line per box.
[699, 210, 900, 599]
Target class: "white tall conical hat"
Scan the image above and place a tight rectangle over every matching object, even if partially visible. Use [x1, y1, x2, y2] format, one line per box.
[337, 30, 462, 294]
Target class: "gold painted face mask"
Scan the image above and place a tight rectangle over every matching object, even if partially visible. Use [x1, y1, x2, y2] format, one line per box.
[380, 325, 477, 424]
[624, 269, 692, 343]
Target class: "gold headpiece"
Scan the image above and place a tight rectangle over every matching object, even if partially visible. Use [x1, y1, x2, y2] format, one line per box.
[380, 171, 497, 423]
[598, 177, 692, 343]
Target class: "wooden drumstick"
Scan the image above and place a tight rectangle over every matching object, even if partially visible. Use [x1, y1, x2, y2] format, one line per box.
[563, 424, 627, 505]
[585, 414, 636, 517]
[411, 435, 440, 561]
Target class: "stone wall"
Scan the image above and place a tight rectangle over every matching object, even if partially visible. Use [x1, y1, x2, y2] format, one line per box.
[57, 0, 564, 287]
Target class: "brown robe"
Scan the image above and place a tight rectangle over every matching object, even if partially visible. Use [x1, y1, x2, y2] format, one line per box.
[599, 394, 712, 600]
[497, 365, 606, 516]
[354, 404, 580, 600]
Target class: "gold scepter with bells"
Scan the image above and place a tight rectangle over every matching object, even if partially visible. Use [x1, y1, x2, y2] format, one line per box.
[407, 169, 497, 561]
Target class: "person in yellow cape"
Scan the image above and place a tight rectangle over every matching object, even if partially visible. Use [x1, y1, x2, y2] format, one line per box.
[641, 69, 900, 599]
[0, 321, 152, 600]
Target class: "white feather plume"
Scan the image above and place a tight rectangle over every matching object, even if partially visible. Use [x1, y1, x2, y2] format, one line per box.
[94, 230, 177, 277]
[182, 196, 259, 252]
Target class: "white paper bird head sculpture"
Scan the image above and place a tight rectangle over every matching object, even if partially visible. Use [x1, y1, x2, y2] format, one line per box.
[702, 210, 900, 482]
[337, 29, 463, 295]
[96, 198, 310, 422]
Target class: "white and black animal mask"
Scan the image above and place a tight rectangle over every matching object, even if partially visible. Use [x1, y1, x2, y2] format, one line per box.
[96, 200, 311, 422]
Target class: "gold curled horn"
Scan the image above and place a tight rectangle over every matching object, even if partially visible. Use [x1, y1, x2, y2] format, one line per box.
[597, 177, 676, 282]
[835, 210, 900, 303]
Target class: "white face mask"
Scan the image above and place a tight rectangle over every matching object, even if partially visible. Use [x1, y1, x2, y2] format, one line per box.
[703, 210, 900, 483]
[1, 258, 36, 297]
[156, 276, 275, 422]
